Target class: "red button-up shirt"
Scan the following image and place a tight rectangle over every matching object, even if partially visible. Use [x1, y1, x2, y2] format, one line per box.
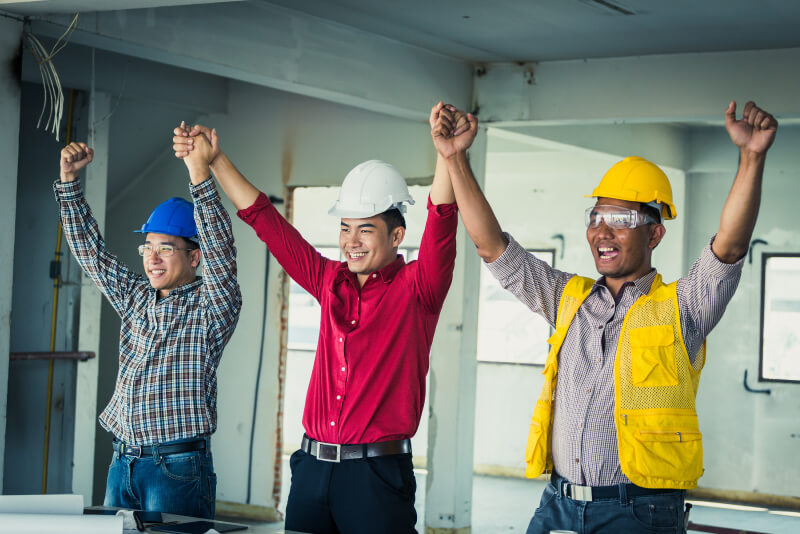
[238, 193, 458, 444]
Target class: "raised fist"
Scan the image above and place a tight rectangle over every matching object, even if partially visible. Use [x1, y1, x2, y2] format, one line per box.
[60, 142, 94, 182]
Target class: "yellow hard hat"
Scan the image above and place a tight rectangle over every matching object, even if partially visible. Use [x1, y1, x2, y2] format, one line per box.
[587, 156, 676, 220]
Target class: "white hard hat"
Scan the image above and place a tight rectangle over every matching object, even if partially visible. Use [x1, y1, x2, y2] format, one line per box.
[328, 160, 415, 218]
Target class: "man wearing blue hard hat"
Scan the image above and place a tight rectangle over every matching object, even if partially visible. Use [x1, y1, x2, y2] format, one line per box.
[55, 137, 242, 518]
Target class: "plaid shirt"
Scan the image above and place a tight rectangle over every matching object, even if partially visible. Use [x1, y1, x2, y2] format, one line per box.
[487, 233, 743, 486]
[54, 178, 242, 446]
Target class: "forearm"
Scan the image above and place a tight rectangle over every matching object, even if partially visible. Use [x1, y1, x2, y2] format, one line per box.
[191, 179, 242, 324]
[713, 150, 765, 263]
[429, 154, 455, 205]
[209, 152, 261, 210]
[445, 151, 507, 262]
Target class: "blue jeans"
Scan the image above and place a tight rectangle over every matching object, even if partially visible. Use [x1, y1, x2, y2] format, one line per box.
[104, 437, 216, 518]
[527, 479, 686, 534]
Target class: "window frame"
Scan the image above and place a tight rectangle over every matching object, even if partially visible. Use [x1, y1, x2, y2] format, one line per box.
[476, 247, 557, 367]
[758, 252, 800, 384]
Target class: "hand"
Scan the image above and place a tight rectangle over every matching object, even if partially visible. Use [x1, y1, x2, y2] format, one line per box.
[430, 102, 478, 159]
[60, 142, 94, 182]
[173, 122, 220, 164]
[725, 101, 778, 155]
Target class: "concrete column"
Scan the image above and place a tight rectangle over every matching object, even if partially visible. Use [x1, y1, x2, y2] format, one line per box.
[0, 18, 23, 492]
[72, 90, 111, 505]
[425, 129, 487, 533]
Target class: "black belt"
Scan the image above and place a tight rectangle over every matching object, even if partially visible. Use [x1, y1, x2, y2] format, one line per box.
[113, 438, 206, 458]
[551, 470, 679, 502]
[301, 434, 411, 463]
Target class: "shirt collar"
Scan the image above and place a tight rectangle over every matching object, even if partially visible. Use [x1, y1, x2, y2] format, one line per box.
[149, 276, 203, 299]
[334, 255, 406, 285]
[594, 268, 658, 298]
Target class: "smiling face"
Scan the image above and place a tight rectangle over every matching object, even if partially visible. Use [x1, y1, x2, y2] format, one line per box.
[586, 197, 665, 291]
[339, 214, 405, 286]
[142, 233, 201, 298]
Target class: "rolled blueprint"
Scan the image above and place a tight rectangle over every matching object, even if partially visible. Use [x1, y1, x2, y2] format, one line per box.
[0, 513, 123, 533]
[0, 494, 83, 514]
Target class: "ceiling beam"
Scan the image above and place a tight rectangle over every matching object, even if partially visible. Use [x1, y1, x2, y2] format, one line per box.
[21, 41, 230, 114]
[29, 2, 473, 122]
[475, 48, 800, 125]
[494, 123, 689, 171]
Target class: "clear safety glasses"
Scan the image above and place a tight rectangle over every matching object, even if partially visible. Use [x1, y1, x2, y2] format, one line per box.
[138, 244, 195, 257]
[585, 205, 658, 230]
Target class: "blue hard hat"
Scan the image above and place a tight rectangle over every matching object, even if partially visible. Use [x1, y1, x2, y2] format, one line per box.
[134, 197, 198, 239]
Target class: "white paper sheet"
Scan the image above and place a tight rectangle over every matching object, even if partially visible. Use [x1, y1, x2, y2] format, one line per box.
[0, 513, 122, 533]
[0, 494, 83, 515]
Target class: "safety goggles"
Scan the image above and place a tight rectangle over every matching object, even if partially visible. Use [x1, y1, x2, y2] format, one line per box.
[138, 244, 196, 257]
[585, 205, 658, 229]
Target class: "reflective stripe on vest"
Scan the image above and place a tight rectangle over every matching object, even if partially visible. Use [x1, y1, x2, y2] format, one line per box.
[524, 274, 706, 489]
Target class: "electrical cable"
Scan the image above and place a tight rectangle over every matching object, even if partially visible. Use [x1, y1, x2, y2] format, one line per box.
[42, 88, 76, 494]
[246, 246, 271, 504]
[23, 13, 79, 141]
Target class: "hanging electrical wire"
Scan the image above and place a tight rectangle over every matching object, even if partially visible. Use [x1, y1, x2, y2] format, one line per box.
[23, 13, 79, 141]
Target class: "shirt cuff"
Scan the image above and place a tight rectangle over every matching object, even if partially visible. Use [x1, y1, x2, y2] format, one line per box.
[189, 176, 218, 204]
[427, 195, 458, 216]
[237, 191, 270, 224]
[53, 179, 83, 202]
[485, 232, 526, 279]
[702, 235, 745, 279]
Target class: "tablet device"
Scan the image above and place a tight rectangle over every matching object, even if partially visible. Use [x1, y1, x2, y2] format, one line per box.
[151, 520, 248, 533]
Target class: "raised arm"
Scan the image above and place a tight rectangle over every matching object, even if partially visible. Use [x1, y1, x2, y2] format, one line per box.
[713, 100, 778, 263]
[57, 142, 140, 316]
[179, 129, 242, 329]
[431, 107, 507, 263]
[173, 123, 331, 300]
[174, 123, 260, 210]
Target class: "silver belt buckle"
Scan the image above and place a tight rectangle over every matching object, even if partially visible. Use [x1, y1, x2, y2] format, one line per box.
[569, 484, 593, 501]
[314, 441, 341, 463]
[123, 444, 142, 458]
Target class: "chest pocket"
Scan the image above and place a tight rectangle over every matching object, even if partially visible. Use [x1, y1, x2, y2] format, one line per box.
[629, 325, 678, 387]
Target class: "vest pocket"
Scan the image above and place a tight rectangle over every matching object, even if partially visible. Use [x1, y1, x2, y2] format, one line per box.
[630, 325, 679, 387]
[625, 427, 703, 485]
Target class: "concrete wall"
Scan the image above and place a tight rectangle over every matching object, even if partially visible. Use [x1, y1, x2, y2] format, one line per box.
[0, 16, 22, 491]
[687, 125, 800, 497]
[3, 83, 88, 495]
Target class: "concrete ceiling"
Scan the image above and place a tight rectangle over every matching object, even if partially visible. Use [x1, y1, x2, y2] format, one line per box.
[0, 0, 242, 14]
[4, 1, 800, 63]
[257, 0, 800, 62]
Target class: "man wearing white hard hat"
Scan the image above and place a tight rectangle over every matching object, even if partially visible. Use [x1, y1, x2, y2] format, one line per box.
[56, 136, 242, 518]
[436, 101, 777, 534]
[173, 103, 464, 533]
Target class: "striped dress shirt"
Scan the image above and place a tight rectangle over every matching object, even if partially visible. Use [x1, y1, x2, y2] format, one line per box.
[54, 177, 242, 446]
[486, 233, 743, 486]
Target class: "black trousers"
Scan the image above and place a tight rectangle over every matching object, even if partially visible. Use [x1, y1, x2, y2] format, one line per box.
[285, 449, 417, 534]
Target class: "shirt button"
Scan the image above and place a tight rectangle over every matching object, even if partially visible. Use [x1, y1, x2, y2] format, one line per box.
[372, 274, 377, 278]
[341, 366, 346, 372]
[338, 337, 343, 342]
[596, 358, 601, 363]
[575, 458, 580, 463]
[351, 320, 356, 325]
[336, 395, 341, 400]
[586, 388, 591, 393]
[330, 421, 335, 426]
[598, 324, 603, 329]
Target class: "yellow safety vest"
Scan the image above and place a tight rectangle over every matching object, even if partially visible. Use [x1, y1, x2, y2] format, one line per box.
[524, 274, 706, 489]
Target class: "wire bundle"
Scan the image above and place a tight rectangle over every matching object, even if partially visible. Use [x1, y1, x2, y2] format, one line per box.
[23, 13, 79, 142]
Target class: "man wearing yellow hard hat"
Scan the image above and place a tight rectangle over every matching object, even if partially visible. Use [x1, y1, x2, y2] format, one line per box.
[436, 101, 777, 533]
